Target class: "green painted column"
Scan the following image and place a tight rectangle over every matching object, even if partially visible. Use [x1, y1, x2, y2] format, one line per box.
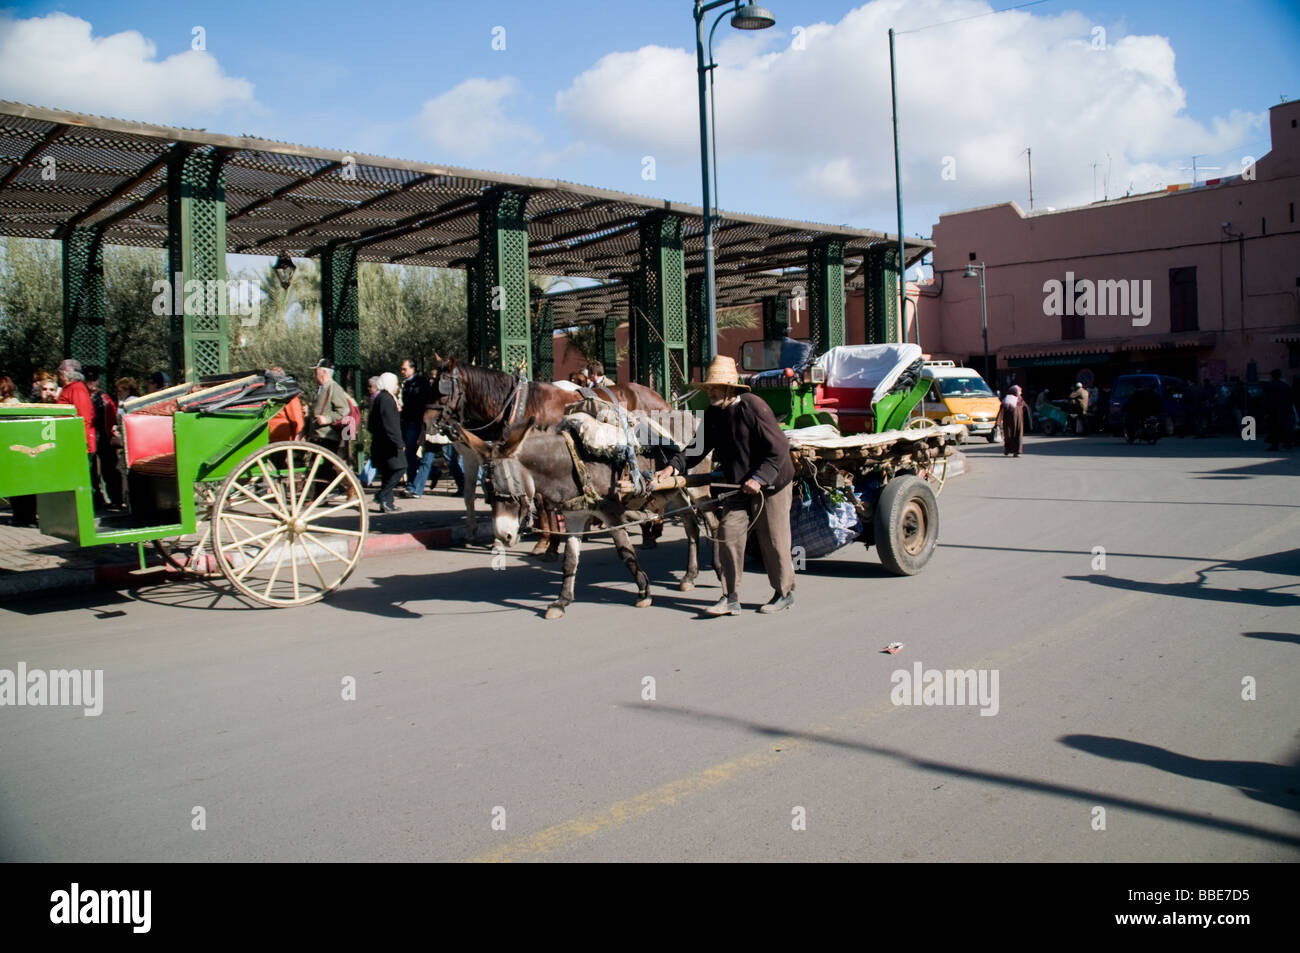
[807, 238, 845, 354]
[464, 261, 482, 365]
[601, 316, 619, 383]
[470, 188, 531, 374]
[863, 247, 900, 345]
[167, 147, 229, 381]
[61, 226, 107, 370]
[632, 211, 687, 398]
[686, 273, 706, 382]
[321, 244, 361, 396]
[534, 299, 554, 382]
[761, 292, 790, 341]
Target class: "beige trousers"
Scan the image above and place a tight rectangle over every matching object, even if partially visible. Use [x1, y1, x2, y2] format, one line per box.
[715, 482, 794, 602]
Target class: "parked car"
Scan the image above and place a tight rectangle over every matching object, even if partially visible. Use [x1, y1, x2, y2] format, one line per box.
[921, 362, 1002, 441]
[1107, 374, 1189, 435]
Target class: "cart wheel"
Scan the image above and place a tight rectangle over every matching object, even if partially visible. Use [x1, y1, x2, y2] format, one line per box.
[874, 475, 939, 576]
[152, 483, 219, 576]
[210, 441, 368, 607]
[1040, 418, 1060, 436]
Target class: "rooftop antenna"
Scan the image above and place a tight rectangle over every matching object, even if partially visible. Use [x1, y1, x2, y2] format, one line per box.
[1104, 153, 1111, 200]
[1019, 147, 1033, 210]
[1180, 154, 1221, 185]
[1092, 160, 1100, 202]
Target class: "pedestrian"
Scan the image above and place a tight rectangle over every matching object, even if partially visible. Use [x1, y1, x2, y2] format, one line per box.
[85, 367, 123, 509]
[369, 371, 405, 513]
[1262, 369, 1296, 451]
[398, 358, 438, 498]
[32, 370, 58, 402]
[308, 358, 352, 498]
[656, 355, 795, 616]
[145, 370, 169, 394]
[1068, 381, 1090, 434]
[588, 361, 607, 387]
[0, 375, 18, 405]
[998, 384, 1030, 456]
[266, 366, 305, 443]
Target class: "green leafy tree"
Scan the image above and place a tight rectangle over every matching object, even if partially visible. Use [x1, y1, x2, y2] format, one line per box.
[0, 237, 62, 396]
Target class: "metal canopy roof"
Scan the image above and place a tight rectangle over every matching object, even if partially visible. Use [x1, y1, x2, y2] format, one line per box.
[0, 102, 932, 301]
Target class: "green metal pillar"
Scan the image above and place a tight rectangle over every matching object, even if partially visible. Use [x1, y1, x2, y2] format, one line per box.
[807, 238, 845, 354]
[631, 211, 687, 398]
[167, 147, 229, 381]
[601, 316, 619, 383]
[469, 188, 531, 374]
[465, 261, 482, 364]
[534, 299, 554, 382]
[761, 292, 790, 341]
[61, 225, 107, 370]
[863, 247, 900, 345]
[686, 273, 706, 382]
[321, 244, 361, 396]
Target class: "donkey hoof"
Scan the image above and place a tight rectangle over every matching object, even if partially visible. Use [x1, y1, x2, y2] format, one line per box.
[678, 581, 695, 592]
[544, 606, 566, 620]
[634, 597, 652, 608]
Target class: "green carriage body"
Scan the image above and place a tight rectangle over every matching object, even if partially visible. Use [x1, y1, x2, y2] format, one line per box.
[0, 397, 275, 547]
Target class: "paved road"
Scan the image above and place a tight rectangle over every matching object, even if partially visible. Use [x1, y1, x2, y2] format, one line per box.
[2, 435, 1297, 862]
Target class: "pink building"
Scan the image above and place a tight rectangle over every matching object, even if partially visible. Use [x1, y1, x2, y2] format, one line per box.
[916, 100, 1300, 396]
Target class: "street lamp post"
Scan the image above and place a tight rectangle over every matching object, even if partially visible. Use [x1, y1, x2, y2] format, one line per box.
[964, 261, 989, 382]
[694, 1, 775, 362]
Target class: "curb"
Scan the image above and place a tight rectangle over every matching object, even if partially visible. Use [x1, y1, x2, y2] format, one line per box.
[0, 522, 470, 602]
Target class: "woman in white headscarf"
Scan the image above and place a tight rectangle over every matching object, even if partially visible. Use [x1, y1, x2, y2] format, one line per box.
[369, 372, 405, 512]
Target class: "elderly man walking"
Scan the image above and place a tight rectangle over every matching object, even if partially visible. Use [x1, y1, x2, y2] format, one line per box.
[309, 358, 352, 497]
[657, 356, 795, 616]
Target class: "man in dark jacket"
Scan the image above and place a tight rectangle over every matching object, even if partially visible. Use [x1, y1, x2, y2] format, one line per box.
[1263, 369, 1296, 451]
[658, 356, 795, 616]
[398, 358, 439, 497]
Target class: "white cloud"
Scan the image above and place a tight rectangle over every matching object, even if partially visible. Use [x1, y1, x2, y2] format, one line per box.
[554, 0, 1265, 219]
[0, 13, 256, 121]
[415, 77, 542, 162]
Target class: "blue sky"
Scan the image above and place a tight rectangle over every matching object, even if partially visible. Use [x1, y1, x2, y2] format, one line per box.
[2, 0, 1297, 258]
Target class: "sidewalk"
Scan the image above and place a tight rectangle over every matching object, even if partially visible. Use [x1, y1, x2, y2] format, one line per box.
[0, 478, 479, 600]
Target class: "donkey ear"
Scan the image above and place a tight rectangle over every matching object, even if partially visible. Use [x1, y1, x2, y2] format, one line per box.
[458, 426, 491, 459]
[500, 415, 536, 457]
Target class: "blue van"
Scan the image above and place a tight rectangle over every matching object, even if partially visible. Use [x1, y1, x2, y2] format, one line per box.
[1107, 374, 1189, 435]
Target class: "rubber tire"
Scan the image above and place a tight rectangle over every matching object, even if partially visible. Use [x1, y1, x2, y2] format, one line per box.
[874, 475, 939, 576]
[986, 425, 1000, 443]
[1040, 418, 1060, 436]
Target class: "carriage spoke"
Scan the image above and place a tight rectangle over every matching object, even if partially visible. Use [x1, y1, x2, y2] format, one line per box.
[258, 460, 288, 514]
[298, 471, 346, 520]
[230, 480, 287, 519]
[302, 539, 330, 589]
[284, 448, 296, 513]
[301, 524, 363, 538]
[234, 530, 284, 581]
[300, 452, 325, 509]
[221, 516, 284, 548]
[307, 499, 363, 521]
[302, 531, 350, 565]
[290, 538, 300, 601]
[263, 540, 289, 599]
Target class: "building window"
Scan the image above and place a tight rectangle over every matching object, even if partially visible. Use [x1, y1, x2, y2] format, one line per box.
[1170, 267, 1198, 332]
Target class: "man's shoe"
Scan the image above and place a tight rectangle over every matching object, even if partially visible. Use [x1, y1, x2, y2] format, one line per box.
[397, 487, 416, 499]
[704, 597, 741, 616]
[377, 502, 399, 514]
[759, 592, 794, 613]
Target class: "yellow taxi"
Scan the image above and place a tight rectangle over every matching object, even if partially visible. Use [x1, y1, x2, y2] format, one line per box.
[921, 362, 1002, 442]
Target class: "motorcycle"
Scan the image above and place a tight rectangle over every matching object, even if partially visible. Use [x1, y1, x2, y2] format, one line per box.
[1126, 414, 1162, 445]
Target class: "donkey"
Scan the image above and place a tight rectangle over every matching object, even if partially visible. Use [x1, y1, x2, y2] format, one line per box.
[454, 417, 717, 620]
[425, 356, 672, 547]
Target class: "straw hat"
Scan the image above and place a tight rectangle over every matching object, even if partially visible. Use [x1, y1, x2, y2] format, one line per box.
[700, 355, 749, 392]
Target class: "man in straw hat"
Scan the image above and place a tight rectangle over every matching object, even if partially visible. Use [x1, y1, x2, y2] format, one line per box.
[657, 355, 795, 615]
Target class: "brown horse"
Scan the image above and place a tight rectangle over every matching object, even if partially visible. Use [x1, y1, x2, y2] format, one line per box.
[424, 356, 671, 545]
[454, 417, 716, 619]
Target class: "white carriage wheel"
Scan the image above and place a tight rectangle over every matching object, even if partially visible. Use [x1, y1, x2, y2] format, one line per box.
[211, 441, 368, 607]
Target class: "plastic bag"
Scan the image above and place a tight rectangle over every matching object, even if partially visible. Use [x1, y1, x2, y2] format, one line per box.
[788, 480, 864, 559]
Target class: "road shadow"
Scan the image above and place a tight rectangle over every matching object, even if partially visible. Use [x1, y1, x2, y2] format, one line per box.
[1060, 735, 1300, 814]
[1065, 548, 1300, 609]
[1241, 631, 1300, 647]
[621, 702, 1300, 849]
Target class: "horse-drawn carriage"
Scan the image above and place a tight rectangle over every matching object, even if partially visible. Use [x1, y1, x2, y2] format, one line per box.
[0, 370, 367, 606]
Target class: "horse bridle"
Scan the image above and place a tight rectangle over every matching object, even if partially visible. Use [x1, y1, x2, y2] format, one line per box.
[479, 451, 535, 530]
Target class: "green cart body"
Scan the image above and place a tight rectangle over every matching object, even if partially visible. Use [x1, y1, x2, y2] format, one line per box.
[0, 372, 367, 607]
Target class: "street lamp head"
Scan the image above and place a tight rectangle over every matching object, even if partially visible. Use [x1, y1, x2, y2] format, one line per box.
[730, 2, 776, 30]
[272, 253, 296, 290]
[963, 264, 977, 279]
